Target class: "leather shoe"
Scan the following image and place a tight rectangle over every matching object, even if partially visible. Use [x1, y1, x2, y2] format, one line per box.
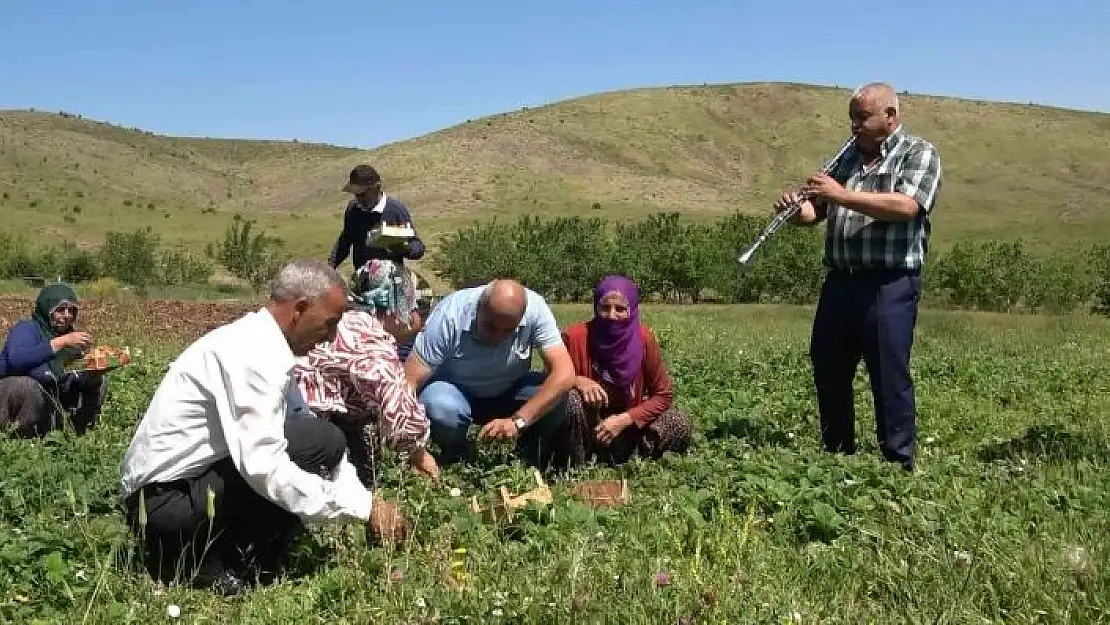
[193, 565, 248, 597]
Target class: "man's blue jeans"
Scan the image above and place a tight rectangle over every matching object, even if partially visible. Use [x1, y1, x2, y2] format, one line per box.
[419, 371, 569, 469]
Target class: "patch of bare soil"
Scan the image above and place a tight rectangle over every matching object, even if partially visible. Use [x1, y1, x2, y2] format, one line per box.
[0, 298, 256, 346]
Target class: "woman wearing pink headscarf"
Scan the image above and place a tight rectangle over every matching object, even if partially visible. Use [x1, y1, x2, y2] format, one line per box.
[562, 275, 693, 466]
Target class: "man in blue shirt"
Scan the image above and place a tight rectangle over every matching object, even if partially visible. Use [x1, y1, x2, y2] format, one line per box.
[328, 164, 426, 271]
[403, 279, 576, 470]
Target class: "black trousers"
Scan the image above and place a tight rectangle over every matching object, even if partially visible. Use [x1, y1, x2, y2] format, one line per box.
[123, 417, 347, 583]
[810, 268, 921, 470]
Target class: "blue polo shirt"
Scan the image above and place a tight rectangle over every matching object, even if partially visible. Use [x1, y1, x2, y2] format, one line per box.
[413, 285, 562, 398]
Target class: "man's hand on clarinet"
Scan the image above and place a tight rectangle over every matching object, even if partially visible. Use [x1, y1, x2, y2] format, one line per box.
[802, 173, 848, 204]
[774, 190, 805, 214]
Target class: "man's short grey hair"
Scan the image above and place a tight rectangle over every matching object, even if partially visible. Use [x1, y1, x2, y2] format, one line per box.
[852, 82, 900, 114]
[269, 259, 346, 302]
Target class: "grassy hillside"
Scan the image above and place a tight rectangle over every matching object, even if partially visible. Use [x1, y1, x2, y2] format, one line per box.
[3, 82, 1109, 267]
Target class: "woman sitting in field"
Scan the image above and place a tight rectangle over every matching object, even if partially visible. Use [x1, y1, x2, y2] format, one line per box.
[0, 283, 107, 436]
[563, 275, 693, 466]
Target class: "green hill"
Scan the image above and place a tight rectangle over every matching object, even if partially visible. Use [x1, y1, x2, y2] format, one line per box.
[3, 82, 1109, 266]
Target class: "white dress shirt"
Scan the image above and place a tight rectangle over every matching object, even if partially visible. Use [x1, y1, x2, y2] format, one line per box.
[119, 308, 372, 524]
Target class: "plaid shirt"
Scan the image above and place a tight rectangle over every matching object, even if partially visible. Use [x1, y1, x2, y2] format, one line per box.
[292, 310, 429, 454]
[820, 125, 942, 270]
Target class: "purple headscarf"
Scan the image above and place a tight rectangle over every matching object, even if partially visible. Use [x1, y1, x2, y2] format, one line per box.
[588, 275, 644, 403]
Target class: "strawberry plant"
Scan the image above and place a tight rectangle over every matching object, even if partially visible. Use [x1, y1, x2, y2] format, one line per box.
[0, 298, 1107, 622]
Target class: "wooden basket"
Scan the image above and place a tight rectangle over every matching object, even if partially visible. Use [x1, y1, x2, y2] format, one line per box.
[469, 469, 553, 524]
[69, 345, 133, 372]
[569, 479, 631, 507]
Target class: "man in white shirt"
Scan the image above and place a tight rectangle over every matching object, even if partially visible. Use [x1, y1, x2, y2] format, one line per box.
[119, 259, 408, 596]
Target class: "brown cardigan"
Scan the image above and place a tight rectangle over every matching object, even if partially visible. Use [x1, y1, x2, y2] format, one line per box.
[561, 321, 674, 427]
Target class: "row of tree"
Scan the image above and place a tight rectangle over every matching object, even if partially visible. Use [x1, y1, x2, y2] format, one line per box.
[427, 212, 1110, 315]
[0, 215, 286, 294]
[4, 211, 1108, 315]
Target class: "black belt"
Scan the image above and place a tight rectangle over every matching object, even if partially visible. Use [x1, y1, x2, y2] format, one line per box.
[827, 266, 920, 276]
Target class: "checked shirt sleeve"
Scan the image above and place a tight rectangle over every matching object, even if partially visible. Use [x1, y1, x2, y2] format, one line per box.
[320, 313, 431, 454]
[894, 142, 942, 214]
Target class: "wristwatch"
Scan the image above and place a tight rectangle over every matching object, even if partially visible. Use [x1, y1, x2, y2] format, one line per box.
[512, 414, 528, 432]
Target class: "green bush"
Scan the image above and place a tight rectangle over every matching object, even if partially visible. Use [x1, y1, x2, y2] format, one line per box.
[0, 229, 211, 289]
[99, 228, 160, 288]
[429, 212, 1107, 315]
[209, 214, 288, 292]
[1090, 243, 1110, 314]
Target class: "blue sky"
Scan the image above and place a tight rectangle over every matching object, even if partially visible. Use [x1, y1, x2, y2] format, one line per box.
[2, 0, 1106, 148]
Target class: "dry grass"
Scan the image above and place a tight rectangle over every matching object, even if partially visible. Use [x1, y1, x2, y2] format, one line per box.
[3, 82, 1109, 265]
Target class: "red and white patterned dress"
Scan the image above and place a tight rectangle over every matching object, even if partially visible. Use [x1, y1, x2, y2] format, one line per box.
[292, 310, 429, 484]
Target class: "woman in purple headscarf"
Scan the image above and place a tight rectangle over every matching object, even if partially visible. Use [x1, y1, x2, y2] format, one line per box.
[561, 275, 693, 466]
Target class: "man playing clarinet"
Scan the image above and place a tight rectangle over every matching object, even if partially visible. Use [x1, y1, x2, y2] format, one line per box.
[774, 81, 943, 472]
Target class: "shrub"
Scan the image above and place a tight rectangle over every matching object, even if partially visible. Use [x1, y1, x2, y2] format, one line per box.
[429, 212, 1104, 314]
[99, 228, 161, 289]
[85, 277, 123, 300]
[1090, 243, 1110, 315]
[59, 246, 101, 283]
[210, 214, 288, 292]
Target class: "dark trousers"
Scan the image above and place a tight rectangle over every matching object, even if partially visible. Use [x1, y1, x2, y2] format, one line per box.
[810, 268, 921, 470]
[123, 417, 347, 584]
[0, 372, 106, 437]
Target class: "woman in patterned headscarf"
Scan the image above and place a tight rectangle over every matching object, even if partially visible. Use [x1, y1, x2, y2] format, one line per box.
[350, 259, 424, 359]
[561, 275, 693, 466]
[290, 260, 439, 489]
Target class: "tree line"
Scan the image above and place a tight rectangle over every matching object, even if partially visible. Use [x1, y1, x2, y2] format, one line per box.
[427, 212, 1110, 315]
[3, 211, 1108, 316]
[0, 215, 286, 295]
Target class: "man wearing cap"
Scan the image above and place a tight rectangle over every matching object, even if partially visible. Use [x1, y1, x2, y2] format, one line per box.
[328, 164, 426, 271]
[330, 164, 428, 361]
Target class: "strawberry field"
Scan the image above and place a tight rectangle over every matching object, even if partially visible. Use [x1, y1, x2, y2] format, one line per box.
[1, 298, 1107, 623]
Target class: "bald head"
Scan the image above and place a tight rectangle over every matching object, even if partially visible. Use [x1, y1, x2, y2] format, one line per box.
[475, 279, 527, 345]
[848, 81, 902, 155]
[483, 279, 526, 317]
[852, 82, 899, 114]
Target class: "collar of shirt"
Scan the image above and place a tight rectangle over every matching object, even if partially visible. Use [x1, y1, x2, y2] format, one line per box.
[252, 307, 298, 379]
[876, 125, 907, 170]
[850, 125, 906, 177]
[358, 194, 388, 214]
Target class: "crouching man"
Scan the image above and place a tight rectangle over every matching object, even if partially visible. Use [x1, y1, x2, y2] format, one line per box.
[118, 260, 408, 596]
[404, 279, 576, 471]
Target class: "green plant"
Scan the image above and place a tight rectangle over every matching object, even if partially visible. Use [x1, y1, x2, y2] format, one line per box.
[429, 213, 1105, 313]
[211, 214, 288, 292]
[1, 299, 1105, 623]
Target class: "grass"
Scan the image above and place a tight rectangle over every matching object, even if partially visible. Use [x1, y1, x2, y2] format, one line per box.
[4, 81, 1110, 267]
[1, 301, 1107, 623]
